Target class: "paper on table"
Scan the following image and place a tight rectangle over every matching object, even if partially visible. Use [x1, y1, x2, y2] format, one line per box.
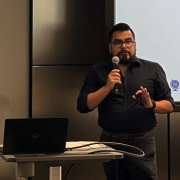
[65, 141, 117, 154]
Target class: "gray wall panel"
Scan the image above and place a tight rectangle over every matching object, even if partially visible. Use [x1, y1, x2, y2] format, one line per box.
[0, 0, 29, 117]
[0, 1, 29, 179]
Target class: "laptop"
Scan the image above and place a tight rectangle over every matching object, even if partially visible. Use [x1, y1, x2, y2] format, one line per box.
[2, 118, 69, 155]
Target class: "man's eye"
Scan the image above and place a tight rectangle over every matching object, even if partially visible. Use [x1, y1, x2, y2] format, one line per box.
[125, 40, 132, 44]
[113, 40, 122, 44]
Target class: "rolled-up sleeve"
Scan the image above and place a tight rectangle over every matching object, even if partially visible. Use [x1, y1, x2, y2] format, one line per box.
[77, 66, 100, 113]
[154, 63, 175, 108]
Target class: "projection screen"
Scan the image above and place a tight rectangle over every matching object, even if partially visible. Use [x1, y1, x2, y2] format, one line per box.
[115, 0, 180, 103]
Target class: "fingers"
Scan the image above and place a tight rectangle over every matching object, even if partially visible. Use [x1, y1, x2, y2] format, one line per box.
[133, 86, 152, 108]
[108, 69, 121, 84]
[140, 86, 150, 97]
[133, 86, 150, 101]
[134, 86, 149, 97]
[106, 69, 121, 90]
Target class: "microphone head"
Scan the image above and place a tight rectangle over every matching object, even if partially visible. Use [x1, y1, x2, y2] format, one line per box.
[112, 56, 120, 64]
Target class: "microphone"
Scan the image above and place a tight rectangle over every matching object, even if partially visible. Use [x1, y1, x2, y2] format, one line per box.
[112, 56, 120, 94]
[112, 56, 120, 69]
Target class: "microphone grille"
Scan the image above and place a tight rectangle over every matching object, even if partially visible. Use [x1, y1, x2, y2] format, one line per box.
[112, 56, 120, 64]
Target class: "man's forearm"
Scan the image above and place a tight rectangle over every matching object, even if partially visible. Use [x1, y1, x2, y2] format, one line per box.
[87, 86, 111, 110]
[155, 100, 174, 114]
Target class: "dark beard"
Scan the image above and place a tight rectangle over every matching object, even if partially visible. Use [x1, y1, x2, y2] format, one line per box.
[118, 52, 135, 65]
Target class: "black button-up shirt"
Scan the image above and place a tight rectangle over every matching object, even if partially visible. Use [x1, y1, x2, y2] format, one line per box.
[77, 57, 175, 133]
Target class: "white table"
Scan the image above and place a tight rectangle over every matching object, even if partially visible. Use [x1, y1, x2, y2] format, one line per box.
[0, 143, 123, 180]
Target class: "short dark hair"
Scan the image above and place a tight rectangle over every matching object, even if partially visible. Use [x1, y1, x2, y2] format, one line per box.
[108, 23, 135, 43]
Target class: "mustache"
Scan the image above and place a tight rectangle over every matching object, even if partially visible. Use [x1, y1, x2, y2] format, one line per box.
[118, 50, 130, 56]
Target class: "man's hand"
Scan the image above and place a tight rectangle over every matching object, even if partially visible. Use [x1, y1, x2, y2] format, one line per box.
[105, 69, 122, 91]
[132, 86, 153, 108]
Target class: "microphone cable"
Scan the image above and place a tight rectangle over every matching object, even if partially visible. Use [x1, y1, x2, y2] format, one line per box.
[65, 141, 145, 180]
[66, 141, 145, 158]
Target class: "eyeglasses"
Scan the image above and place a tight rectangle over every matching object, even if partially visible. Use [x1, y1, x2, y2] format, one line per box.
[112, 39, 135, 48]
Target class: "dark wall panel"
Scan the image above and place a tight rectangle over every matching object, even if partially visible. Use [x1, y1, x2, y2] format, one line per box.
[32, 66, 106, 180]
[170, 113, 180, 180]
[32, 1, 179, 180]
[32, 1, 108, 179]
[33, 0, 106, 65]
[154, 115, 168, 180]
[32, 66, 101, 140]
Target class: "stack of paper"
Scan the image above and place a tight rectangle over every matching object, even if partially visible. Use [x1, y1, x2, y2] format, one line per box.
[65, 141, 117, 154]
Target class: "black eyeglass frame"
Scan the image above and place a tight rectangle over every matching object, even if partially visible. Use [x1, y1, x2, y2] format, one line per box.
[111, 39, 135, 48]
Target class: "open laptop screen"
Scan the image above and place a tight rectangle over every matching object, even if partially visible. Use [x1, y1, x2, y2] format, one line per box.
[2, 118, 69, 155]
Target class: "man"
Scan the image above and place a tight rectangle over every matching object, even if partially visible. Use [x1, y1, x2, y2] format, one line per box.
[77, 23, 175, 180]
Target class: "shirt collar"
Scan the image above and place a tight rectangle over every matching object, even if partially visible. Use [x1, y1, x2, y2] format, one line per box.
[132, 56, 141, 66]
[104, 56, 141, 69]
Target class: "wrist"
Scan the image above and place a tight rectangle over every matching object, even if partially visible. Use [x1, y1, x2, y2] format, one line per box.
[149, 99, 156, 109]
[103, 85, 113, 94]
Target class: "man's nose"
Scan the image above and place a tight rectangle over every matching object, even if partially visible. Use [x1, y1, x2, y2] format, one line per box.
[122, 42, 127, 48]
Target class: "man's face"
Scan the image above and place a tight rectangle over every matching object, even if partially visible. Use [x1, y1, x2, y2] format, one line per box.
[109, 30, 136, 65]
